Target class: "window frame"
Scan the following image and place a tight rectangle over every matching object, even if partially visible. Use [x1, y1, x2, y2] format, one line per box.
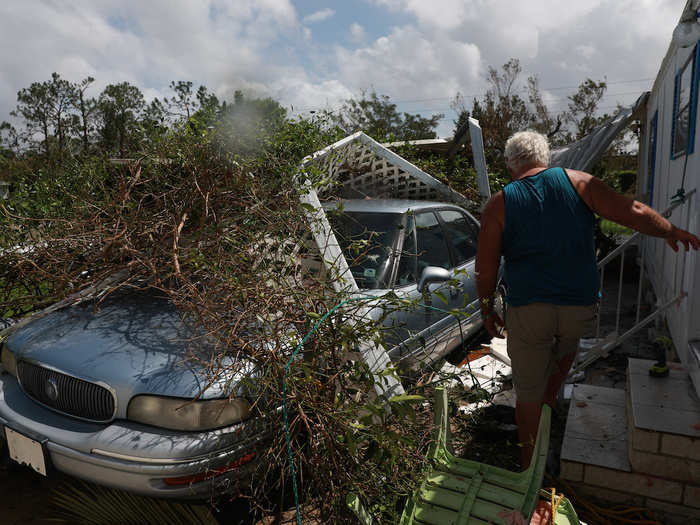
[326, 208, 406, 290]
[435, 208, 480, 267]
[394, 212, 418, 288]
[393, 206, 482, 288]
[647, 110, 658, 206]
[413, 210, 455, 273]
[671, 45, 700, 159]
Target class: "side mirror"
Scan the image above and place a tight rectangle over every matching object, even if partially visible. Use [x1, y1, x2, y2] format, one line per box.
[418, 266, 451, 294]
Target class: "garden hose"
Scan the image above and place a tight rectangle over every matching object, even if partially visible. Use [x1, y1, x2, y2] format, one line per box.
[282, 296, 375, 525]
[282, 293, 490, 524]
[548, 474, 664, 525]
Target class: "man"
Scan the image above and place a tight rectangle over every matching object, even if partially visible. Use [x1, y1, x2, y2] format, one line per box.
[475, 130, 700, 469]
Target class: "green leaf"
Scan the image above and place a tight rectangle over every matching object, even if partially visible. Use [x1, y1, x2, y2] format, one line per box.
[299, 202, 317, 213]
[389, 394, 426, 403]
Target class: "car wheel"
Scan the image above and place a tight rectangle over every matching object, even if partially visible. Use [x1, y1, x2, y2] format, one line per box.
[493, 282, 507, 329]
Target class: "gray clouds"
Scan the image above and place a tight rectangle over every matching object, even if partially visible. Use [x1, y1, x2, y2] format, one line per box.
[0, 1, 684, 137]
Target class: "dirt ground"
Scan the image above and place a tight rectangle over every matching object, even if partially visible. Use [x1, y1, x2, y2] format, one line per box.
[0, 451, 321, 525]
[0, 457, 60, 524]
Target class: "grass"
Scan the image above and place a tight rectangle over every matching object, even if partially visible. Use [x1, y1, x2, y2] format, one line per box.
[600, 219, 634, 237]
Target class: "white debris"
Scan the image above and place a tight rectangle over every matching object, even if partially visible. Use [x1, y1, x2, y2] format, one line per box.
[439, 342, 513, 414]
[563, 383, 575, 400]
[487, 337, 511, 366]
[492, 389, 517, 408]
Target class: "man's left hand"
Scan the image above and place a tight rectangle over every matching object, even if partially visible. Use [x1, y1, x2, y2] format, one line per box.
[483, 311, 505, 339]
[666, 226, 700, 252]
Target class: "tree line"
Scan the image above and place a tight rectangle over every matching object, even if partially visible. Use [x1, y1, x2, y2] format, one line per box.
[0, 75, 290, 164]
[450, 58, 634, 175]
[1, 58, 631, 181]
[325, 58, 632, 178]
[0, 73, 445, 165]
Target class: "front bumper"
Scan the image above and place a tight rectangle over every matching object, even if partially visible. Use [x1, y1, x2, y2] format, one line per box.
[0, 373, 269, 499]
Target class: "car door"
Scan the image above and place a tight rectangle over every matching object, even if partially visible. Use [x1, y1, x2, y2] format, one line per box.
[436, 208, 482, 342]
[384, 210, 456, 368]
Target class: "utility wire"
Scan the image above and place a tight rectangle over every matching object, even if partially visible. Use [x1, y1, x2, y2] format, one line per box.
[291, 77, 655, 113]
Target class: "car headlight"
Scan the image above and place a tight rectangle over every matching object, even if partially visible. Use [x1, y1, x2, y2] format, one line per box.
[1, 344, 17, 377]
[127, 395, 251, 431]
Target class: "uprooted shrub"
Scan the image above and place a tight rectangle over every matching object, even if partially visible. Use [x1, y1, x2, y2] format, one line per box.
[0, 121, 467, 523]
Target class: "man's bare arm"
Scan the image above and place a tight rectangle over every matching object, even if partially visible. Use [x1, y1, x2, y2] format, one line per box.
[567, 169, 700, 252]
[476, 192, 505, 338]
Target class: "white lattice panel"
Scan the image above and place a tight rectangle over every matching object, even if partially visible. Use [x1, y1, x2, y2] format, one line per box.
[303, 132, 468, 205]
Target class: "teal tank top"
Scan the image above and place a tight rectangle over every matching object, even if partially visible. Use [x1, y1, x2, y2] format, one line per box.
[502, 167, 599, 306]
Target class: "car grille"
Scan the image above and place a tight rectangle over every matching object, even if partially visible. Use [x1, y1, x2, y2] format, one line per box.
[17, 361, 115, 422]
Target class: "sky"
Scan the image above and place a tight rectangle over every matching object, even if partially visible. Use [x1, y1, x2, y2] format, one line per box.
[0, 0, 685, 138]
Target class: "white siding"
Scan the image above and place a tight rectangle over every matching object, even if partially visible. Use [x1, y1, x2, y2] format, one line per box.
[642, 40, 700, 382]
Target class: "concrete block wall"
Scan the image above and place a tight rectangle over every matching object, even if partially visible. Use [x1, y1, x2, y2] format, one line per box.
[559, 384, 700, 524]
[626, 388, 700, 496]
[560, 459, 700, 523]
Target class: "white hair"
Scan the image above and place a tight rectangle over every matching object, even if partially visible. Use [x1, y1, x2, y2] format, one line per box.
[504, 131, 550, 172]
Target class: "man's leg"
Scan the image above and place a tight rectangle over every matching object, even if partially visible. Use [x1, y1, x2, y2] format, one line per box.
[545, 304, 599, 407]
[506, 303, 556, 470]
[515, 400, 543, 469]
[543, 345, 578, 408]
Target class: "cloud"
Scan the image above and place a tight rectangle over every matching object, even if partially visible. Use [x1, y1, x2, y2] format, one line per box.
[303, 8, 335, 24]
[366, 0, 680, 114]
[525, 0, 679, 112]
[574, 45, 597, 61]
[276, 78, 354, 115]
[0, 0, 685, 142]
[335, 25, 482, 104]
[0, 0, 305, 123]
[350, 23, 366, 43]
[371, 0, 474, 31]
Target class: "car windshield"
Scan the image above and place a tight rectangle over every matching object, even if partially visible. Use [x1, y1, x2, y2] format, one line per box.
[327, 210, 404, 289]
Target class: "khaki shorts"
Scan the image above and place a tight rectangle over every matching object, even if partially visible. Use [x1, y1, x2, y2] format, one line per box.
[506, 302, 598, 402]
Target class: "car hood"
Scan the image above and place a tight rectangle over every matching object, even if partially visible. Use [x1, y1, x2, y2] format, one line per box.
[4, 291, 257, 415]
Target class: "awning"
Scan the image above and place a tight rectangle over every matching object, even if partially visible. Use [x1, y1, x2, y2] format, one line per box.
[550, 92, 649, 171]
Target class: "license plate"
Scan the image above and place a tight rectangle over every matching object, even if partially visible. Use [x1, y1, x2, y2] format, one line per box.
[5, 426, 47, 476]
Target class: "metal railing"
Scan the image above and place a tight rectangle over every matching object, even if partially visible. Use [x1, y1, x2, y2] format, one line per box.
[571, 188, 696, 374]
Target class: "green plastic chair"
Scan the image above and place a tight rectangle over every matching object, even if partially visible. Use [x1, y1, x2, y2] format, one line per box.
[399, 386, 549, 524]
[349, 387, 580, 524]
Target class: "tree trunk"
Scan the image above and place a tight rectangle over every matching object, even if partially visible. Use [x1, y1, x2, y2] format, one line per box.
[119, 113, 126, 158]
[80, 93, 89, 152]
[57, 120, 64, 165]
[42, 120, 50, 163]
